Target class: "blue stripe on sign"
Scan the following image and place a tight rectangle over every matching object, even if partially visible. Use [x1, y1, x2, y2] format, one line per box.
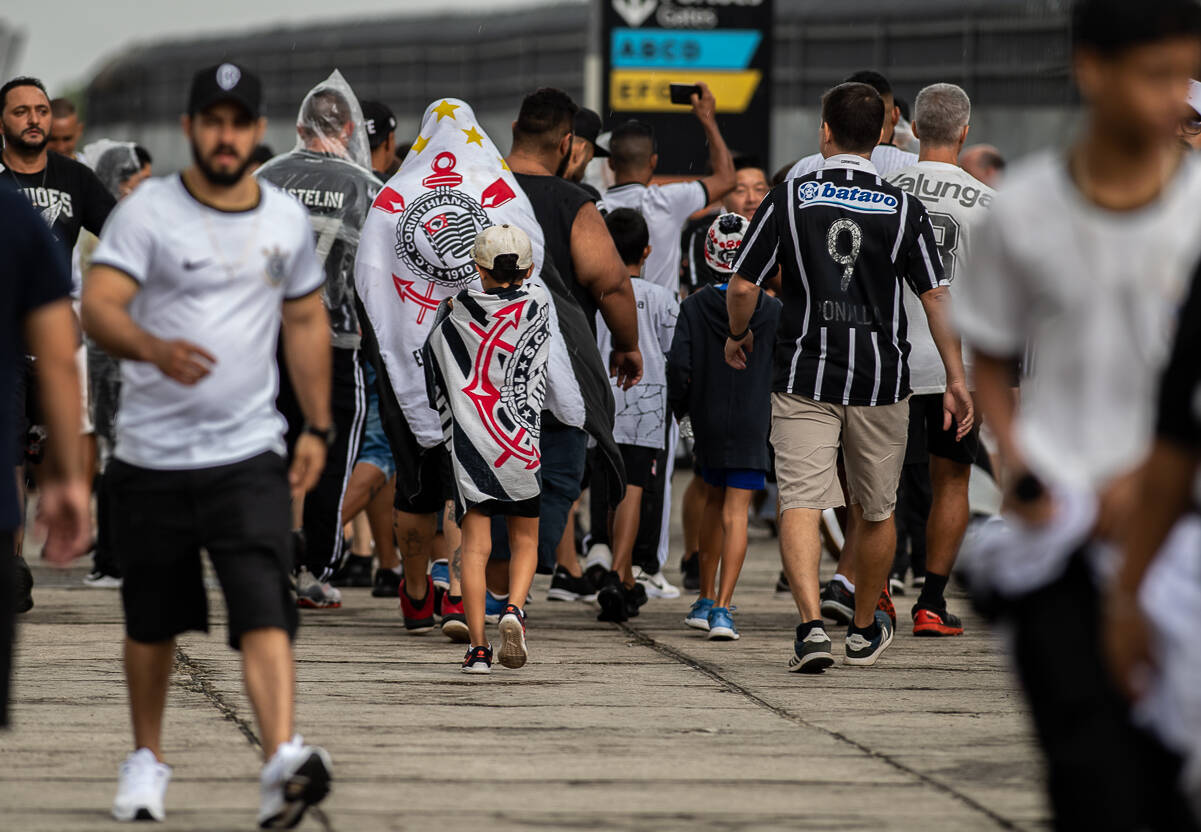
[611, 28, 762, 70]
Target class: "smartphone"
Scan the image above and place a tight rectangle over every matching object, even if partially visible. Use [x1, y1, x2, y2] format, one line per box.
[669, 83, 700, 106]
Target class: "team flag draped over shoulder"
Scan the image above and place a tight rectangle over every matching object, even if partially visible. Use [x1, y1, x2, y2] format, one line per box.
[354, 97, 589, 452]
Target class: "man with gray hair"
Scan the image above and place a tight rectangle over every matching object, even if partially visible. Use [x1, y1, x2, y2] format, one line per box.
[886, 82, 996, 636]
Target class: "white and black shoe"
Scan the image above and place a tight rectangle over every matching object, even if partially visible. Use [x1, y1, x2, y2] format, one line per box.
[634, 566, 681, 599]
[497, 604, 529, 669]
[546, 565, 598, 602]
[258, 735, 332, 829]
[112, 748, 171, 822]
[844, 610, 895, 667]
[788, 625, 835, 674]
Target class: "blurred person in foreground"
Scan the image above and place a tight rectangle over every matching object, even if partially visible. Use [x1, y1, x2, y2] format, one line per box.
[956, 0, 1201, 826]
[1180, 80, 1201, 151]
[1, 184, 90, 727]
[257, 71, 380, 610]
[82, 62, 334, 826]
[959, 144, 1006, 187]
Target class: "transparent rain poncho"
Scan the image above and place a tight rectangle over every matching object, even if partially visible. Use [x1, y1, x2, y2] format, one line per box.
[83, 140, 142, 198]
[290, 69, 372, 172]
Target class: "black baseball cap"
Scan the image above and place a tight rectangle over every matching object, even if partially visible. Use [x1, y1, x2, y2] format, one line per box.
[573, 108, 610, 158]
[361, 100, 397, 148]
[187, 62, 262, 118]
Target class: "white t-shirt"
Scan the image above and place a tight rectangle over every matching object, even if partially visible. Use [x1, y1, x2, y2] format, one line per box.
[91, 175, 323, 470]
[788, 145, 918, 181]
[955, 151, 1201, 492]
[602, 180, 707, 292]
[888, 161, 995, 394]
[596, 278, 679, 448]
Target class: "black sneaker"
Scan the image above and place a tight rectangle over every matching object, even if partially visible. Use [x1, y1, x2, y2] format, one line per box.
[461, 644, 493, 674]
[15, 555, 33, 614]
[330, 554, 373, 588]
[845, 610, 895, 666]
[596, 571, 628, 623]
[372, 568, 401, 598]
[774, 571, 791, 598]
[625, 581, 648, 619]
[680, 552, 700, 592]
[585, 562, 609, 592]
[788, 624, 834, 674]
[819, 580, 854, 625]
[547, 565, 598, 602]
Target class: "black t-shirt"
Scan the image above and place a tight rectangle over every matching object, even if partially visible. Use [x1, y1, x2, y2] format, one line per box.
[256, 150, 381, 349]
[1, 151, 115, 256]
[734, 159, 943, 406]
[0, 183, 72, 530]
[1157, 255, 1201, 448]
[513, 172, 598, 328]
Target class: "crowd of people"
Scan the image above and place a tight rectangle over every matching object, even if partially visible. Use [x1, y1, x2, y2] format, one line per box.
[5, 0, 1201, 827]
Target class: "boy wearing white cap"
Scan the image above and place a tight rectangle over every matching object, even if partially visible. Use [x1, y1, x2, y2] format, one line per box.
[423, 224, 552, 674]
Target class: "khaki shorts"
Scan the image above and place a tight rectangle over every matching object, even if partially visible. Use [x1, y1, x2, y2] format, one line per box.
[770, 392, 909, 522]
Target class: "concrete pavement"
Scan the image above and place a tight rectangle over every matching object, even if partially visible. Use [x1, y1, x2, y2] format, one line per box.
[1, 506, 1048, 831]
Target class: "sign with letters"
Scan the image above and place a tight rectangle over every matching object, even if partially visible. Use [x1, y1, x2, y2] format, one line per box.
[602, 0, 773, 175]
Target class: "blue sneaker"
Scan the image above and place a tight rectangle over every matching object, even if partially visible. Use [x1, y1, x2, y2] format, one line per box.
[706, 606, 739, 641]
[684, 597, 715, 631]
[485, 590, 509, 625]
[844, 609, 895, 667]
[431, 559, 450, 590]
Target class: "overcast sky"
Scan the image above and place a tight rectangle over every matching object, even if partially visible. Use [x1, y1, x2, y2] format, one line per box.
[3, 0, 566, 94]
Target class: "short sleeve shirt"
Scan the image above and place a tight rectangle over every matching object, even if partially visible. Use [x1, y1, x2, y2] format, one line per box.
[735, 154, 943, 405]
[602, 180, 708, 292]
[91, 175, 323, 470]
[1, 151, 115, 257]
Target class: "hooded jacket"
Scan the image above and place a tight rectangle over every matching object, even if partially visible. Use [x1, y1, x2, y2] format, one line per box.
[668, 284, 781, 472]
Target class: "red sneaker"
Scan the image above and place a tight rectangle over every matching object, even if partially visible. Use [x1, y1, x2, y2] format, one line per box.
[912, 606, 965, 637]
[877, 588, 897, 630]
[399, 576, 436, 633]
[440, 594, 470, 643]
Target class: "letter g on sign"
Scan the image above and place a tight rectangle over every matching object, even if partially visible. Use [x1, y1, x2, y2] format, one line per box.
[826, 218, 862, 292]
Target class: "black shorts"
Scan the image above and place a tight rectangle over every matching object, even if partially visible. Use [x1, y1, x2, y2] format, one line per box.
[391, 414, 453, 516]
[905, 393, 982, 467]
[107, 452, 297, 650]
[618, 443, 658, 490]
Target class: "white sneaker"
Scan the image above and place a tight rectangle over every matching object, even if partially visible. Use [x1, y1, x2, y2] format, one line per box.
[83, 571, 123, 589]
[584, 543, 613, 572]
[634, 566, 681, 599]
[258, 735, 333, 829]
[296, 569, 342, 609]
[112, 748, 171, 822]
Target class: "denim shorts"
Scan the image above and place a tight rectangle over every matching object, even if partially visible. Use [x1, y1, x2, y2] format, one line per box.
[356, 361, 396, 480]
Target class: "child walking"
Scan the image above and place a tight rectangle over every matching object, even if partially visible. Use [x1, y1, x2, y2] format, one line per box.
[423, 225, 552, 673]
[668, 213, 781, 640]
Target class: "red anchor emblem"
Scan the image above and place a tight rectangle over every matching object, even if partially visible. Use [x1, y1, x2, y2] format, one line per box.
[463, 300, 541, 470]
[392, 275, 441, 324]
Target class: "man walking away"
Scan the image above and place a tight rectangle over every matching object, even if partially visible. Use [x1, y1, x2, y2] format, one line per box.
[727, 82, 972, 673]
[888, 83, 996, 636]
[81, 63, 336, 827]
[258, 70, 380, 609]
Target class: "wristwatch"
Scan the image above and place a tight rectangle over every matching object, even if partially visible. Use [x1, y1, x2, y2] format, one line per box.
[303, 422, 337, 447]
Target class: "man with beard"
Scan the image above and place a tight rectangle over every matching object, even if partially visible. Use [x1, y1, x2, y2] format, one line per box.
[80, 63, 335, 827]
[48, 97, 84, 159]
[562, 107, 608, 201]
[257, 75, 380, 609]
[1, 77, 114, 255]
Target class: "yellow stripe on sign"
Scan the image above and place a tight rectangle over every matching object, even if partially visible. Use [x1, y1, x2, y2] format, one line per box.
[609, 69, 763, 113]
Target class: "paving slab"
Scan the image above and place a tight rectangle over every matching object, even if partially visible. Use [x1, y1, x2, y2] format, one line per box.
[1, 484, 1049, 831]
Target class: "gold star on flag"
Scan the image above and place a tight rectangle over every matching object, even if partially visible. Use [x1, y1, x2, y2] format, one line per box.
[433, 100, 459, 122]
[462, 126, 484, 146]
[412, 135, 429, 154]
[498, 156, 511, 171]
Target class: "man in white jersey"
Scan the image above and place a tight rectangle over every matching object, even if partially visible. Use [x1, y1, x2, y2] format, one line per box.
[956, 0, 1201, 825]
[81, 64, 336, 828]
[786, 71, 918, 181]
[887, 83, 995, 636]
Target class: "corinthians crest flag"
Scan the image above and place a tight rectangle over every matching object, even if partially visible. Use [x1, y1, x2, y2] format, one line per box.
[355, 99, 625, 510]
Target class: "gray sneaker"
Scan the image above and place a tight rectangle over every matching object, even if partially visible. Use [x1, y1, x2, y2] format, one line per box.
[295, 569, 343, 609]
[788, 625, 835, 673]
[844, 610, 895, 666]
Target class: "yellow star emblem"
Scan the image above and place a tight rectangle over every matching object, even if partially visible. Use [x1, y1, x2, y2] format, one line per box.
[412, 135, 429, 154]
[498, 156, 511, 171]
[462, 126, 484, 146]
[433, 100, 459, 122]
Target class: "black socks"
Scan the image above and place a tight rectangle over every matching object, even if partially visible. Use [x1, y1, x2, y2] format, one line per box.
[917, 571, 949, 611]
[796, 619, 824, 640]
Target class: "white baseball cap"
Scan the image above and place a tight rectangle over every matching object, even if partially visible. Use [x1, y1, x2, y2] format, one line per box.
[473, 224, 534, 270]
[1189, 79, 1201, 118]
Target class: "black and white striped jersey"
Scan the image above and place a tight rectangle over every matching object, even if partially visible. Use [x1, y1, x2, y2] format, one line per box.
[734, 154, 944, 406]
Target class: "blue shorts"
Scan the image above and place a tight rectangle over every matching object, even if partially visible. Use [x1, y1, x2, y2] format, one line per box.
[356, 362, 396, 480]
[700, 467, 766, 491]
